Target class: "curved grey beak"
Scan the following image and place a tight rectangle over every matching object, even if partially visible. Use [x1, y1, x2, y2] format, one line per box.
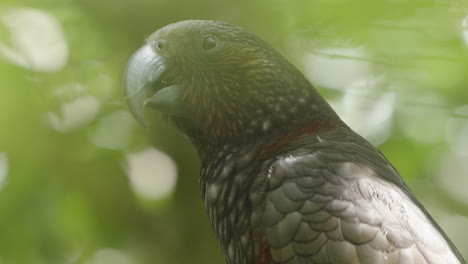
[124, 44, 167, 128]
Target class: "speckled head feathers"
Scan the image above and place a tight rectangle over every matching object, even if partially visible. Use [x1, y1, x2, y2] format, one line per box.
[125, 20, 337, 150]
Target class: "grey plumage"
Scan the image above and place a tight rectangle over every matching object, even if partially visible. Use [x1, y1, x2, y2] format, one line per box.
[251, 127, 463, 263]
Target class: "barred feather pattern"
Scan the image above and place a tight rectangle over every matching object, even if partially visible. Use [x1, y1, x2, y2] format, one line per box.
[200, 142, 263, 264]
[199, 126, 464, 264]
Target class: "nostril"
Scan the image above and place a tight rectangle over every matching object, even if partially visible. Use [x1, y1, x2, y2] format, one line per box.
[154, 40, 166, 51]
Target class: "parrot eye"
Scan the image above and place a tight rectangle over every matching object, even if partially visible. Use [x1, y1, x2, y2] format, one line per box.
[202, 36, 217, 50]
[154, 40, 166, 51]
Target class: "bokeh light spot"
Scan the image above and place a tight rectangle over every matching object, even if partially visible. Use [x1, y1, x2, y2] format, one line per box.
[463, 15, 468, 46]
[0, 152, 8, 189]
[125, 148, 178, 200]
[303, 47, 371, 90]
[86, 248, 134, 264]
[90, 111, 135, 149]
[0, 8, 68, 72]
[331, 78, 395, 146]
[47, 95, 101, 133]
[446, 105, 468, 156]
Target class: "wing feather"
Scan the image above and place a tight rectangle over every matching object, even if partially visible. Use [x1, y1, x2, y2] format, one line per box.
[256, 147, 462, 264]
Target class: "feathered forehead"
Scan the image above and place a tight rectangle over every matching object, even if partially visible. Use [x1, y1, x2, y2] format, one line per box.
[149, 20, 268, 47]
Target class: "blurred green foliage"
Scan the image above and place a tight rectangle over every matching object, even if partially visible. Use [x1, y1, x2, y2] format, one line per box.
[0, 0, 467, 263]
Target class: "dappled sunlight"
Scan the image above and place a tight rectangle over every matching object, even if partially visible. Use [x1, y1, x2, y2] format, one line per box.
[86, 248, 134, 264]
[0, 1, 466, 263]
[0, 152, 7, 189]
[331, 78, 395, 146]
[438, 152, 468, 202]
[0, 7, 68, 72]
[125, 148, 178, 200]
[47, 95, 101, 132]
[463, 15, 468, 46]
[90, 110, 135, 149]
[446, 105, 468, 157]
[397, 93, 449, 143]
[303, 47, 372, 90]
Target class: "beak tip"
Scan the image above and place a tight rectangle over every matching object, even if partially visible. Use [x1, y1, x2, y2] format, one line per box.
[127, 102, 148, 129]
[138, 117, 149, 129]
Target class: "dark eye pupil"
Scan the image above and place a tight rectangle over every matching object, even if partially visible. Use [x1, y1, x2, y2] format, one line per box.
[203, 36, 217, 50]
[157, 42, 165, 50]
[154, 40, 166, 51]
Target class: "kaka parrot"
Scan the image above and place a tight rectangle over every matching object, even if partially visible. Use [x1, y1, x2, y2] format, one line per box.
[123, 20, 465, 264]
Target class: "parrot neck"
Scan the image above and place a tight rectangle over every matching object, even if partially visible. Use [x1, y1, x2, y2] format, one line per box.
[198, 134, 264, 263]
[259, 119, 345, 159]
[187, 83, 343, 160]
[192, 116, 345, 166]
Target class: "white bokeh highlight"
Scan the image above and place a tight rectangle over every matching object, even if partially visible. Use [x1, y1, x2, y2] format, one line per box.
[90, 111, 135, 150]
[0, 8, 68, 72]
[86, 248, 134, 264]
[331, 78, 395, 146]
[446, 105, 468, 157]
[0, 152, 8, 189]
[48, 95, 101, 133]
[125, 148, 178, 200]
[462, 15, 468, 46]
[303, 47, 372, 90]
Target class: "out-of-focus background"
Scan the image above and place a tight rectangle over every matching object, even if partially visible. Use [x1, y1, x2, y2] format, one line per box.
[0, 0, 467, 263]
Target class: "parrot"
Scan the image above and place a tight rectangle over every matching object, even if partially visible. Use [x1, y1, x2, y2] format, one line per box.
[123, 20, 465, 264]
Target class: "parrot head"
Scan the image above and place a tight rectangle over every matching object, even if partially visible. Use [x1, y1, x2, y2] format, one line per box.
[124, 20, 336, 146]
